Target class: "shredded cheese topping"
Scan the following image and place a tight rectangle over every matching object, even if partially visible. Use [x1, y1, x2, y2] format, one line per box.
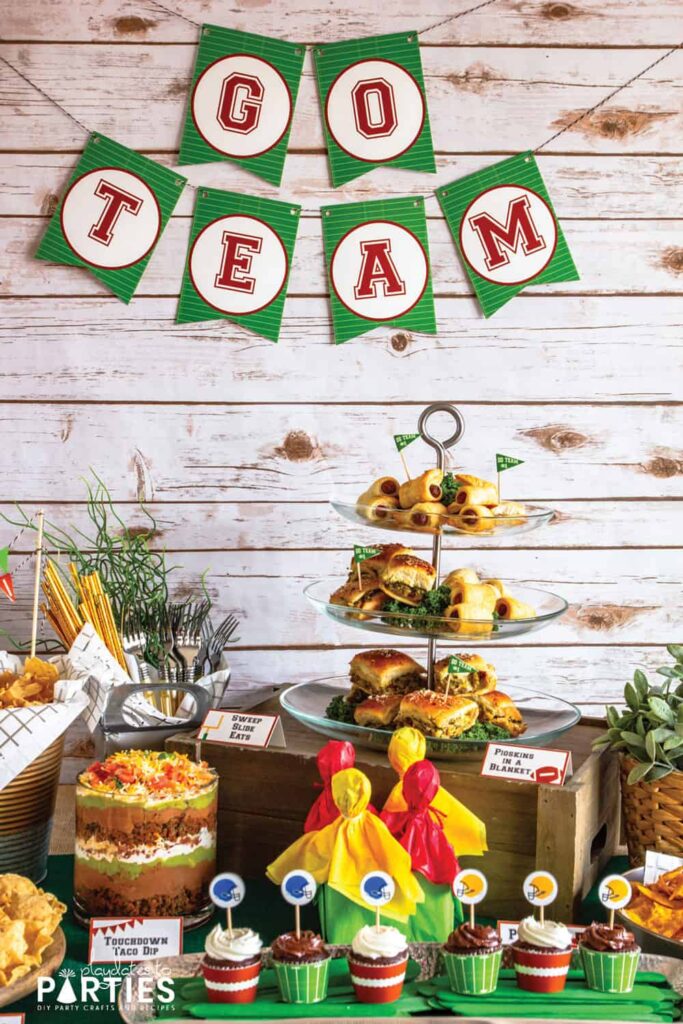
[79, 750, 216, 799]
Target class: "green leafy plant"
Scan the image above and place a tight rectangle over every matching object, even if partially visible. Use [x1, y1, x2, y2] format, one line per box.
[593, 644, 683, 784]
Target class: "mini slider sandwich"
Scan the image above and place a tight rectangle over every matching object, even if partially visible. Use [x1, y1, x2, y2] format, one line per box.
[433, 653, 497, 695]
[348, 649, 424, 703]
[330, 578, 387, 619]
[395, 690, 479, 739]
[475, 691, 526, 737]
[354, 693, 403, 729]
[380, 553, 436, 607]
[350, 544, 411, 580]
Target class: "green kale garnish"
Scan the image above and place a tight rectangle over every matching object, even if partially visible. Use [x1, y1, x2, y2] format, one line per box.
[462, 722, 511, 741]
[441, 472, 461, 507]
[325, 695, 356, 725]
[383, 583, 452, 631]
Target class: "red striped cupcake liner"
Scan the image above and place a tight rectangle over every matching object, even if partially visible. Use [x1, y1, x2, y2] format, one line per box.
[202, 958, 262, 1004]
[512, 946, 573, 993]
[348, 953, 408, 1004]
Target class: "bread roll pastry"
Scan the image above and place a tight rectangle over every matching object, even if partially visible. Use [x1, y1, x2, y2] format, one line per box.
[380, 553, 436, 606]
[396, 690, 479, 738]
[455, 474, 491, 488]
[484, 578, 508, 598]
[452, 482, 499, 508]
[356, 494, 399, 522]
[398, 469, 444, 509]
[433, 653, 497, 695]
[446, 581, 498, 613]
[476, 690, 526, 737]
[495, 596, 536, 621]
[349, 543, 410, 579]
[453, 504, 495, 533]
[443, 568, 479, 588]
[349, 649, 424, 696]
[358, 477, 400, 500]
[329, 578, 387, 620]
[444, 602, 494, 637]
[490, 501, 526, 527]
[406, 501, 448, 532]
[354, 693, 403, 728]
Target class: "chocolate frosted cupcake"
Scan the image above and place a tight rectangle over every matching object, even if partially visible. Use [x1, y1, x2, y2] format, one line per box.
[580, 923, 640, 993]
[512, 916, 573, 993]
[202, 925, 263, 1004]
[271, 931, 330, 1004]
[348, 924, 409, 1004]
[443, 924, 503, 995]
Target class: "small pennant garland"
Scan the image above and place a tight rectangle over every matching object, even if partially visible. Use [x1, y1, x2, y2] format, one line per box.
[179, 25, 305, 187]
[177, 189, 301, 342]
[437, 152, 579, 317]
[394, 433, 420, 452]
[314, 32, 436, 187]
[36, 133, 186, 303]
[496, 453, 524, 472]
[0, 547, 14, 603]
[321, 196, 436, 344]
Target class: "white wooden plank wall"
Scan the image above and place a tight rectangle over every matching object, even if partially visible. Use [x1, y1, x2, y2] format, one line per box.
[0, 0, 682, 777]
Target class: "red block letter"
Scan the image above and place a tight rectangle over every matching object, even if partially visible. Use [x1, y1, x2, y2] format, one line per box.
[88, 179, 143, 246]
[354, 239, 406, 300]
[217, 74, 264, 134]
[351, 79, 396, 139]
[214, 231, 263, 293]
[468, 194, 546, 271]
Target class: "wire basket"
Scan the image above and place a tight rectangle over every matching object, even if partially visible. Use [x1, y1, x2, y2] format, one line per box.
[620, 755, 683, 866]
[0, 735, 64, 882]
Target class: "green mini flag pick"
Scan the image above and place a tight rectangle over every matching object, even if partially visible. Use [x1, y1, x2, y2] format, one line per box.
[437, 152, 579, 318]
[178, 25, 305, 186]
[177, 188, 301, 342]
[353, 544, 382, 587]
[448, 655, 476, 675]
[0, 547, 9, 576]
[314, 32, 436, 187]
[36, 133, 186, 303]
[394, 433, 420, 452]
[321, 196, 436, 344]
[496, 454, 524, 473]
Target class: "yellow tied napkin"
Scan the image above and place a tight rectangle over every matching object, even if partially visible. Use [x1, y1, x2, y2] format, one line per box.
[383, 727, 488, 857]
[267, 767, 424, 921]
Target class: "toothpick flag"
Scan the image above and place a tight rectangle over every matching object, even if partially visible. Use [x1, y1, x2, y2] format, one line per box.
[437, 152, 579, 317]
[177, 188, 301, 342]
[36, 134, 186, 303]
[314, 32, 436, 187]
[179, 25, 305, 186]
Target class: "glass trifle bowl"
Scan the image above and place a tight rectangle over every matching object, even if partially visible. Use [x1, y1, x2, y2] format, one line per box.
[73, 750, 217, 928]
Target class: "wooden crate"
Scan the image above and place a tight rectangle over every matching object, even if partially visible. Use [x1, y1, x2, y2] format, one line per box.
[168, 697, 620, 922]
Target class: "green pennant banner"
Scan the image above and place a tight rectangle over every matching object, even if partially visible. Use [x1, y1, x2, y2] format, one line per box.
[36, 133, 186, 303]
[321, 196, 436, 344]
[394, 433, 420, 452]
[176, 188, 301, 342]
[496, 453, 524, 472]
[314, 32, 436, 187]
[437, 152, 579, 318]
[0, 547, 9, 576]
[448, 655, 476, 675]
[178, 25, 305, 187]
[353, 544, 382, 563]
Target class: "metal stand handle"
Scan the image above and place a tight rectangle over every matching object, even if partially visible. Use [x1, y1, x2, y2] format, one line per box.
[416, 403, 466, 687]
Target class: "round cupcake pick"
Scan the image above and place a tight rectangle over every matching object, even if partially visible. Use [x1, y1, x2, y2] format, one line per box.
[281, 869, 317, 939]
[453, 868, 488, 929]
[209, 872, 245, 937]
[599, 873, 632, 928]
[360, 870, 395, 932]
[523, 870, 558, 926]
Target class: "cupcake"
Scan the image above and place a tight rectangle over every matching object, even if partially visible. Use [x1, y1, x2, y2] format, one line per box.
[580, 923, 641, 993]
[202, 925, 263, 1004]
[348, 924, 409, 1004]
[442, 923, 503, 995]
[271, 930, 330, 1004]
[512, 916, 573, 993]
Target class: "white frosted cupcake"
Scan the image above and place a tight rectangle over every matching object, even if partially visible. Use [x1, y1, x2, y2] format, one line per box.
[512, 916, 573, 994]
[348, 924, 409, 1004]
[202, 925, 263, 1004]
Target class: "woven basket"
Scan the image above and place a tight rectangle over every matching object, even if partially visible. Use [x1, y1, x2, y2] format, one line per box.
[0, 736, 64, 882]
[620, 755, 683, 866]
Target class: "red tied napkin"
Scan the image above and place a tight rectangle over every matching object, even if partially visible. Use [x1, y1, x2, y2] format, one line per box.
[303, 740, 356, 832]
[380, 759, 460, 885]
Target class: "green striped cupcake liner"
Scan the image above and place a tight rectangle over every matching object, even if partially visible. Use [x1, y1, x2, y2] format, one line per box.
[580, 946, 641, 993]
[273, 958, 330, 1004]
[443, 948, 502, 995]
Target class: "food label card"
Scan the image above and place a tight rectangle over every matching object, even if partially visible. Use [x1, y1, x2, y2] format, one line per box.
[199, 709, 286, 748]
[89, 917, 183, 963]
[497, 921, 585, 946]
[481, 742, 572, 785]
[0, 1015, 25, 1024]
[643, 849, 683, 884]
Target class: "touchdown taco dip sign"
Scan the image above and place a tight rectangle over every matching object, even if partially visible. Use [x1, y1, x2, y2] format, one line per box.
[36, 134, 186, 303]
[438, 152, 579, 317]
[177, 188, 301, 342]
[322, 196, 436, 344]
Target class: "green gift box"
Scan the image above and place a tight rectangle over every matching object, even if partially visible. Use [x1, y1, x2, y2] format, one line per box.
[580, 946, 641, 994]
[443, 949, 502, 995]
[272, 958, 330, 1004]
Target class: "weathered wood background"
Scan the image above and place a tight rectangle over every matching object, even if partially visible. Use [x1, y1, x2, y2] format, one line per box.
[1, 0, 682, 779]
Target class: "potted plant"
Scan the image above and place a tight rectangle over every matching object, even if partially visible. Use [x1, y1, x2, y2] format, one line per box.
[594, 644, 683, 865]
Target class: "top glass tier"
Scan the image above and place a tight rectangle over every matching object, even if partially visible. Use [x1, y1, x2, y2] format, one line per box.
[331, 498, 554, 539]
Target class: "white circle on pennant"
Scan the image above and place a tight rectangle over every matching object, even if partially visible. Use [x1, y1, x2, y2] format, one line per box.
[330, 220, 428, 321]
[281, 870, 317, 906]
[326, 60, 425, 163]
[209, 873, 246, 909]
[459, 184, 557, 286]
[192, 54, 292, 158]
[523, 871, 558, 908]
[598, 875, 632, 911]
[453, 869, 488, 906]
[60, 167, 161, 270]
[189, 214, 288, 315]
[360, 871, 395, 907]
